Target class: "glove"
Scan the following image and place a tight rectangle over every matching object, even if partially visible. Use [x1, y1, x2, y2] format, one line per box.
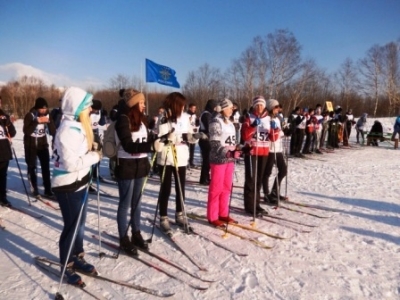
[157, 128, 175, 144]
[226, 150, 242, 159]
[0, 115, 9, 126]
[270, 120, 278, 129]
[251, 118, 260, 127]
[92, 142, 103, 160]
[241, 144, 252, 155]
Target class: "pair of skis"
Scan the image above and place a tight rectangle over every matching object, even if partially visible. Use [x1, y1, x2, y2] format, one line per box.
[35, 256, 174, 298]
[94, 232, 211, 290]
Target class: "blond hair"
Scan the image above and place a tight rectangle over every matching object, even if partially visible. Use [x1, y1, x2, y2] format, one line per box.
[78, 108, 94, 150]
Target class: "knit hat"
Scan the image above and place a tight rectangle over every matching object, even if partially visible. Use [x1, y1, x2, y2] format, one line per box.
[34, 97, 48, 109]
[220, 98, 233, 110]
[252, 96, 266, 108]
[91, 99, 102, 110]
[123, 89, 145, 108]
[265, 99, 279, 111]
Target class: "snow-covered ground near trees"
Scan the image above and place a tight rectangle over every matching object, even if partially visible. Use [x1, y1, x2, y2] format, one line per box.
[0, 117, 399, 300]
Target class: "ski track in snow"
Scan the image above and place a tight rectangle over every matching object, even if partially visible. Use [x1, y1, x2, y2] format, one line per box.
[0, 118, 399, 299]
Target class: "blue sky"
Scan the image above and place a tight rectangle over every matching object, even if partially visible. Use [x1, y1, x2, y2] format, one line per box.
[0, 0, 399, 89]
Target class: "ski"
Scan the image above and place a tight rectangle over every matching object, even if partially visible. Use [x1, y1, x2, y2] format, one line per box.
[285, 199, 337, 213]
[187, 214, 274, 250]
[102, 231, 215, 283]
[228, 206, 312, 233]
[230, 206, 318, 228]
[276, 204, 332, 219]
[7, 206, 44, 219]
[36, 256, 174, 298]
[93, 235, 208, 291]
[187, 212, 289, 240]
[146, 217, 208, 272]
[169, 220, 249, 257]
[36, 197, 60, 210]
[34, 257, 103, 300]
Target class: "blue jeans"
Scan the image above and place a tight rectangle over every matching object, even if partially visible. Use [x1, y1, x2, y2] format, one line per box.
[117, 177, 145, 238]
[56, 188, 88, 265]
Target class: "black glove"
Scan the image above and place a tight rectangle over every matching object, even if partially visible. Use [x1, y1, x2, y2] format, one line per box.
[241, 144, 253, 155]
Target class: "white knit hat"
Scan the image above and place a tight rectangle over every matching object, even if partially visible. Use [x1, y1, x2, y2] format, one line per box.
[265, 99, 279, 111]
[216, 98, 233, 112]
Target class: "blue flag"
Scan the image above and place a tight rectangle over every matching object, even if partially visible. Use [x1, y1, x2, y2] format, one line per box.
[145, 59, 180, 88]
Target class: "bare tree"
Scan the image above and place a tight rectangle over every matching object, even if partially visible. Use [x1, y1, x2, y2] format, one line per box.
[334, 58, 360, 111]
[381, 41, 400, 116]
[109, 74, 131, 91]
[358, 45, 384, 117]
[265, 29, 302, 99]
[284, 59, 319, 110]
[182, 63, 223, 109]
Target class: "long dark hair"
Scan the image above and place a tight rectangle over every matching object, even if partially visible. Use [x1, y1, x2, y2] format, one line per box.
[128, 104, 148, 132]
[163, 92, 186, 123]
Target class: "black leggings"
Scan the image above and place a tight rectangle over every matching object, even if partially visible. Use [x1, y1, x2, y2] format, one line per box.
[157, 165, 186, 217]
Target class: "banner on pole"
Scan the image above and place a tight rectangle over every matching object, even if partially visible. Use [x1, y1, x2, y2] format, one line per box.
[145, 59, 180, 88]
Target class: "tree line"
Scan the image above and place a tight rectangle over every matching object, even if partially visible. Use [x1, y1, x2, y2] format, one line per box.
[1, 29, 399, 119]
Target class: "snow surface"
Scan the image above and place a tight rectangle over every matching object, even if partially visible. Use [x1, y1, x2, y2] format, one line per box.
[0, 118, 399, 300]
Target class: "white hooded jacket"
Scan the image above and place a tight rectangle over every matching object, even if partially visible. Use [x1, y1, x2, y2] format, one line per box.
[52, 87, 100, 191]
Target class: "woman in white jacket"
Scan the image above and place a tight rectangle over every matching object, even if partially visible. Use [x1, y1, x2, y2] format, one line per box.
[155, 92, 191, 235]
[52, 87, 102, 285]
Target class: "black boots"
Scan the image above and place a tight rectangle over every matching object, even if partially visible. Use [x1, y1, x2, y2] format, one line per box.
[131, 231, 149, 250]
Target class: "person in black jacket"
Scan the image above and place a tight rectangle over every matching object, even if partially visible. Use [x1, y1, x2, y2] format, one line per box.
[0, 109, 16, 207]
[198, 99, 218, 185]
[23, 97, 56, 199]
[114, 89, 155, 255]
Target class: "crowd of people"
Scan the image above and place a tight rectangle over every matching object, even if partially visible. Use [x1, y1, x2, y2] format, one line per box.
[0, 87, 393, 285]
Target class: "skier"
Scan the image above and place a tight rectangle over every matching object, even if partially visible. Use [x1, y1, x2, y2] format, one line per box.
[241, 96, 270, 216]
[355, 113, 367, 144]
[207, 98, 240, 227]
[89, 99, 106, 190]
[262, 99, 287, 204]
[23, 97, 56, 199]
[0, 109, 16, 207]
[51, 87, 102, 284]
[198, 99, 218, 185]
[114, 89, 155, 254]
[343, 108, 355, 146]
[187, 103, 199, 168]
[154, 92, 194, 234]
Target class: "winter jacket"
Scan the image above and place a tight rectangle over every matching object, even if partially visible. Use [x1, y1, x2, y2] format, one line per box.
[356, 113, 367, 131]
[0, 110, 16, 162]
[114, 115, 152, 180]
[209, 114, 237, 164]
[241, 111, 271, 156]
[393, 116, 400, 134]
[155, 114, 191, 167]
[52, 88, 100, 192]
[199, 99, 218, 136]
[23, 107, 56, 150]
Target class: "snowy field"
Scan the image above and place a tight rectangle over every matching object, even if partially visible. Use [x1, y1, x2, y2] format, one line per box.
[0, 117, 399, 300]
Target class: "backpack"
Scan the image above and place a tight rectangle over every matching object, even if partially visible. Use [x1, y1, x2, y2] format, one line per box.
[102, 121, 120, 158]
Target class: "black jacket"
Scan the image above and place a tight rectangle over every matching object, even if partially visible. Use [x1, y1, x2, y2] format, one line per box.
[23, 107, 56, 150]
[114, 114, 153, 180]
[0, 110, 16, 161]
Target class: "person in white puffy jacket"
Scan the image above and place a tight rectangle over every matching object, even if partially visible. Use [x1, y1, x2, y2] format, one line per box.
[51, 87, 102, 285]
[154, 92, 193, 234]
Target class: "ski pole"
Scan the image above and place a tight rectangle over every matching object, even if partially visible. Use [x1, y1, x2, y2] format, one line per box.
[56, 184, 90, 300]
[251, 125, 259, 226]
[147, 146, 170, 244]
[171, 143, 190, 234]
[8, 134, 32, 206]
[95, 163, 105, 259]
